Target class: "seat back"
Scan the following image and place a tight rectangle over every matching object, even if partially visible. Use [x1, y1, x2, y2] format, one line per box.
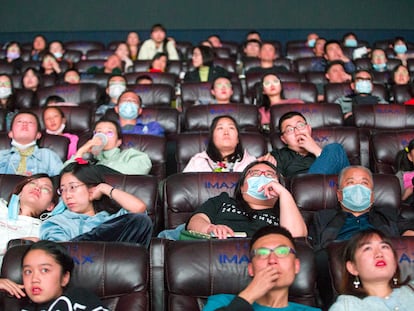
[353, 104, 414, 130]
[121, 134, 167, 182]
[64, 41, 105, 56]
[141, 107, 180, 135]
[286, 46, 315, 61]
[36, 83, 102, 108]
[163, 172, 240, 229]
[128, 83, 174, 108]
[1, 241, 149, 311]
[14, 89, 37, 109]
[393, 84, 413, 105]
[164, 238, 318, 311]
[370, 130, 414, 174]
[180, 81, 243, 106]
[103, 174, 160, 235]
[183, 104, 258, 132]
[328, 236, 414, 300]
[125, 72, 177, 88]
[0, 174, 26, 200]
[74, 60, 106, 73]
[86, 49, 113, 60]
[269, 103, 344, 134]
[79, 72, 111, 90]
[176, 132, 267, 172]
[324, 82, 353, 104]
[295, 57, 324, 73]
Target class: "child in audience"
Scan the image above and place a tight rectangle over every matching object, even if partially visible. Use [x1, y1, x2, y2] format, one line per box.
[18, 240, 108, 309]
[42, 105, 79, 159]
[149, 52, 168, 72]
[40, 162, 153, 247]
[394, 139, 414, 203]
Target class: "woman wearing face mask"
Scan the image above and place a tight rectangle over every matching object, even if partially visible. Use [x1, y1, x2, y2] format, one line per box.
[186, 160, 307, 239]
[5, 41, 23, 74]
[391, 37, 414, 67]
[0, 74, 16, 130]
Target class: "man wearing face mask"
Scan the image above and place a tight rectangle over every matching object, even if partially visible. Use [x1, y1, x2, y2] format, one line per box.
[309, 165, 413, 307]
[95, 75, 127, 120]
[186, 161, 307, 239]
[106, 90, 164, 136]
[334, 70, 388, 123]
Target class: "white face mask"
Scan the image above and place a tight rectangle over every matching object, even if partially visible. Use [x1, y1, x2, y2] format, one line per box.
[0, 87, 12, 99]
[11, 139, 37, 150]
[108, 84, 126, 100]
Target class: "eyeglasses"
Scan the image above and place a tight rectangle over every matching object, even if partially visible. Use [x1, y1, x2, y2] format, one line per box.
[0, 81, 11, 87]
[282, 122, 307, 135]
[27, 181, 52, 195]
[262, 79, 280, 88]
[252, 246, 296, 259]
[93, 131, 115, 137]
[57, 183, 86, 196]
[248, 170, 278, 179]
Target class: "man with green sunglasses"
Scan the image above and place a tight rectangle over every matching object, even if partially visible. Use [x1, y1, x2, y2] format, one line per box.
[203, 226, 321, 310]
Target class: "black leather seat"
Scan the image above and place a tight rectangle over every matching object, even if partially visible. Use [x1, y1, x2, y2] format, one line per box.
[128, 83, 174, 108]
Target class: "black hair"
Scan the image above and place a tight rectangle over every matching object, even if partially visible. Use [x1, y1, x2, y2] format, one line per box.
[258, 73, 285, 111]
[352, 69, 373, 82]
[249, 225, 296, 255]
[278, 111, 307, 133]
[60, 162, 119, 214]
[136, 75, 153, 84]
[151, 23, 166, 33]
[21, 67, 42, 90]
[392, 64, 411, 85]
[243, 39, 262, 49]
[325, 60, 346, 74]
[342, 32, 357, 42]
[45, 95, 65, 106]
[395, 139, 414, 171]
[194, 45, 214, 67]
[323, 40, 342, 55]
[107, 74, 126, 86]
[206, 115, 243, 163]
[22, 240, 74, 279]
[94, 117, 123, 140]
[150, 52, 168, 70]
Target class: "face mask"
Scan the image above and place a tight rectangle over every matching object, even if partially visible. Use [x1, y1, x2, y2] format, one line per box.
[7, 51, 20, 60]
[52, 52, 63, 59]
[46, 123, 65, 135]
[109, 84, 126, 100]
[0, 87, 12, 99]
[245, 175, 274, 200]
[355, 80, 372, 94]
[11, 139, 37, 150]
[394, 44, 407, 54]
[372, 63, 387, 71]
[307, 39, 316, 48]
[345, 39, 357, 47]
[118, 101, 139, 120]
[341, 184, 372, 212]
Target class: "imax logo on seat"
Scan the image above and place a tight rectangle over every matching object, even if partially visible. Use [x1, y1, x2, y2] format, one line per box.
[313, 135, 329, 143]
[209, 108, 235, 114]
[205, 181, 237, 189]
[375, 107, 402, 114]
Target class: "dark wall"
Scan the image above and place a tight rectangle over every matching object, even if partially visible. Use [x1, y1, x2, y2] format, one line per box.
[1, 0, 414, 45]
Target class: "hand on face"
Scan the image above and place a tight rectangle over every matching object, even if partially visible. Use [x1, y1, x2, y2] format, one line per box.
[258, 180, 285, 200]
[294, 132, 320, 155]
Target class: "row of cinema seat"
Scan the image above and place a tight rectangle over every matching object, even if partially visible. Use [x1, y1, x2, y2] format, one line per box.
[2, 234, 414, 310]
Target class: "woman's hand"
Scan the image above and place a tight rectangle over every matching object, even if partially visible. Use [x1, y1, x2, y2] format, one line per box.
[258, 180, 286, 200]
[257, 153, 277, 166]
[89, 183, 112, 201]
[0, 278, 25, 299]
[206, 224, 235, 239]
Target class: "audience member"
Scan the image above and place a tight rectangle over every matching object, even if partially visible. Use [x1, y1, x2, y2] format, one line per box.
[40, 53, 62, 78]
[208, 76, 234, 104]
[21, 67, 42, 92]
[105, 90, 164, 136]
[65, 118, 152, 175]
[183, 115, 256, 172]
[136, 75, 153, 85]
[312, 40, 355, 73]
[30, 34, 47, 61]
[207, 34, 223, 48]
[257, 73, 304, 130]
[87, 54, 123, 75]
[309, 165, 414, 307]
[184, 45, 229, 82]
[203, 226, 321, 311]
[40, 162, 153, 247]
[243, 39, 261, 58]
[42, 105, 79, 159]
[0, 111, 63, 176]
[246, 42, 288, 75]
[48, 40, 66, 61]
[307, 32, 319, 48]
[245, 30, 262, 42]
[126, 31, 140, 61]
[114, 42, 133, 72]
[138, 23, 179, 61]
[261, 111, 349, 178]
[11, 240, 109, 309]
[370, 48, 388, 72]
[334, 70, 388, 121]
[392, 64, 411, 86]
[0, 74, 16, 126]
[187, 160, 307, 238]
[315, 60, 351, 101]
[63, 69, 80, 84]
[95, 74, 127, 118]
[5, 41, 23, 73]
[329, 229, 414, 311]
[394, 139, 414, 203]
[0, 174, 58, 265]
[313, 37, 326, 57]
[149, 52, 168, 72]
[390, 37, 413, 67]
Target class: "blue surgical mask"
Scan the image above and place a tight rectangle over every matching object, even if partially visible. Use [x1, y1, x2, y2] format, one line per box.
[341, 184, 372, 212]
[7, 51, 20, 60]
[345, 39, 357, 47]
[118, 101, 139, 120]
[307, 39, 316, 48]
[394, 44, 407, 54]
[52, 52, 63, 59]
[372, 63, 387, 71]
[246, 175, 274, 200]
[355, 80, 372, 94]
